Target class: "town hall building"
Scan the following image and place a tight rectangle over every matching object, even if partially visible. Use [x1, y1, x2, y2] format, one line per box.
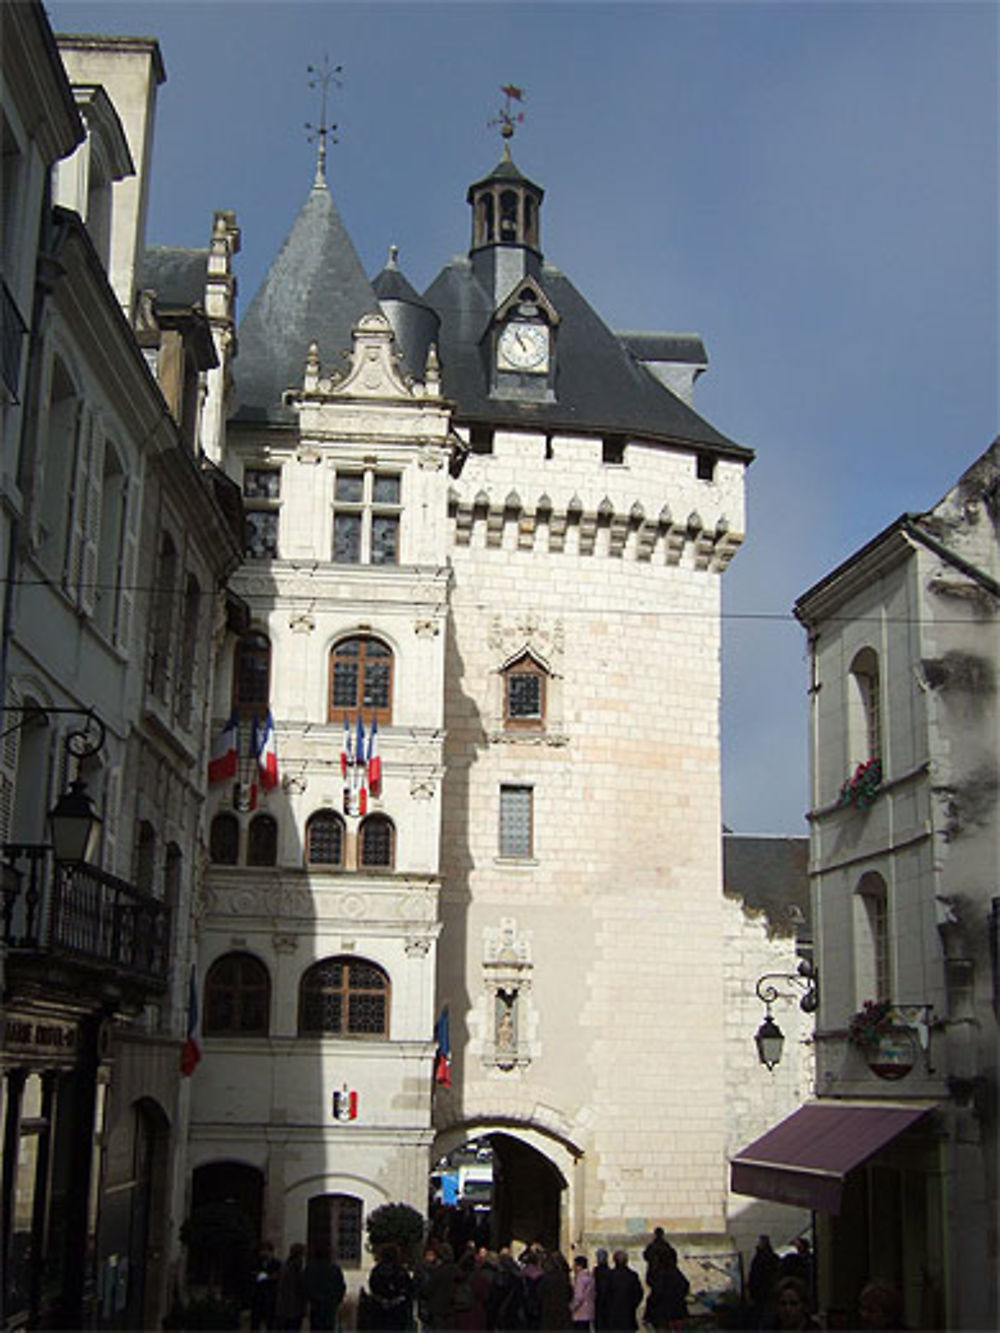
[190, 105, 754, 1274]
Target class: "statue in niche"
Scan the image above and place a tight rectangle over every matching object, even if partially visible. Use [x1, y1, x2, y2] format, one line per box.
[495, 989, 517, 1068]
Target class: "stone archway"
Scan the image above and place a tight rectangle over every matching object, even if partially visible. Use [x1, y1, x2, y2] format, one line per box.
[430, 1124, 577, 1254]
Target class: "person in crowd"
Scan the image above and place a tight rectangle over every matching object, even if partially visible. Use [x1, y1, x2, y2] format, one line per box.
[642, 1229, 677, 1286]
[570, 1254, 595, 1331]
[592, 1249, 612, 1332]
[250, 1241, 282, 1331]
[489, 1249, 527, 1332]
[644, 1249, 689, 1332]
[301, 1241, 346, 1331]
[539, 1250, 573, 1330]
[763, 1276, 821, 1332]
[604, 1250, 643, 1332]
[424, 1241, 458, 1332]
[367, 1243, 415, 1332]
[857, 1280, 907, 1330]
[521, 1250, 545, 1330]
[452, 1248, 489, 1330]
[747, 1235, 781, 1324]
[274, 1243, 307, 1332]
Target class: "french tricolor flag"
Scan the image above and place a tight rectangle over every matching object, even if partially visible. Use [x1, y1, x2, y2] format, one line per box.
[180, 964, 202, 1076]
[254, 711, 279, 790]
[367, 716, 381, 797]
[208, 712, 239, 784]
[340, 715, 351, 777]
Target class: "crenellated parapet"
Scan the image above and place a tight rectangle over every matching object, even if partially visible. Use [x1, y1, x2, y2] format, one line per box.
[448, 487, 742, 571]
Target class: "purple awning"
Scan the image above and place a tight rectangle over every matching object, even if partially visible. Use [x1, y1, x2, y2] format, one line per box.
[730, 1101, 934, 1214]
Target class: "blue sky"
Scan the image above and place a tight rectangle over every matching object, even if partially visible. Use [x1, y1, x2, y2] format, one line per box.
[48, 0, 999, 833]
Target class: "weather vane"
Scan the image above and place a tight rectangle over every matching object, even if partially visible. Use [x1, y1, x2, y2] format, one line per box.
[305, 55, 343, 185]
[489, 84, 525, 158]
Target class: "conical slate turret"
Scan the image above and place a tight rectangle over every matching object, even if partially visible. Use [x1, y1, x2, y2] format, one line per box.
[232, 180, 379, 423]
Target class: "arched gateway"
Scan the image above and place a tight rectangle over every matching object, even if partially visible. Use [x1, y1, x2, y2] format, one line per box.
[431, 1123, 580, 1254]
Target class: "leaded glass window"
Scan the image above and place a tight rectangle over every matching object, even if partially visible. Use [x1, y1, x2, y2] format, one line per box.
[499, 785, 533, 859]
[332, 468, 401, 565]
[359, 815, 394, 868]
[299, 957, 389, 1037]
[307, 810, 344, 866]
[246, 509, 279, 559]
[308, 1194, 363, 1267]
[247, 814, 277, 866]
[234, 632, 270, 716]
[329, 636, 392, 725]
[209, 813, 239, 865]
[204, 952, 270, 1035]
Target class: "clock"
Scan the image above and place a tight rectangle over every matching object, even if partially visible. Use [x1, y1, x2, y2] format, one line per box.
[497, 321, 550, 374]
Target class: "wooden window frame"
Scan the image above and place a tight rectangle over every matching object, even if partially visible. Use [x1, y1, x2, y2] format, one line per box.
[209, 813, 239, 865]
[247, 814, 278, 867]
[503, 655, 546, 730]
[298, 956, 390, 1038]
[204, 951, 271, 1036]
[306, 810, 346, 867]
[233, 631, 271, 719]
[358, 814, 395, 869]
[328, 636, 393, 726]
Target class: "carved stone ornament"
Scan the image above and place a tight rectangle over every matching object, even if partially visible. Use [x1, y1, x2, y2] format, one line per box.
[413, 617, 441, 639]
[289, 612, 316, 634]
[324, 313, 414, 401]
[273, 933, 299, 954]
[405, 936, 432, 957]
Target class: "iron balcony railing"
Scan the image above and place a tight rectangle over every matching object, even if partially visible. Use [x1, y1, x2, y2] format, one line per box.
[1, 843, 168, 987]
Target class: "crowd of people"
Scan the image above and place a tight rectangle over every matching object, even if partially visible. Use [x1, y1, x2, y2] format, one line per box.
[246, 1226, 907, 1332]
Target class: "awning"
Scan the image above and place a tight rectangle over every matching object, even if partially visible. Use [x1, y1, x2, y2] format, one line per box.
[730, 1101, 934, 1214]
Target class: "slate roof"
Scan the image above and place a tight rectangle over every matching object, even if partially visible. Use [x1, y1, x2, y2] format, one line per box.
[618, 331, 708, 366]
[422, 259, 751, 457]
[723, 834, 811, 937]
[140, 246, 208, 309]
[232, 181, 380, 424]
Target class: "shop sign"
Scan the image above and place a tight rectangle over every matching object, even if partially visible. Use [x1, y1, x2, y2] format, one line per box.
[3, 1012, 78, 1057]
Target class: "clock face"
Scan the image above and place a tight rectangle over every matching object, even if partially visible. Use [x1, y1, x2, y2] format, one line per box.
[498, 322, 550, 373]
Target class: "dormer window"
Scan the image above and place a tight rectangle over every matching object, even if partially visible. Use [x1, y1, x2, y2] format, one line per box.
[503, 653, 547, 729]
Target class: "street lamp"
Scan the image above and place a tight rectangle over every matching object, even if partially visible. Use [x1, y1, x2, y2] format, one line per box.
[754, 959, 819, 1072]
[48, 779, 103, 864]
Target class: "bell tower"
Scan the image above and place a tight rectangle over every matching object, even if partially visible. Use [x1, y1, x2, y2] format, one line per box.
[468, 86, 545, 306]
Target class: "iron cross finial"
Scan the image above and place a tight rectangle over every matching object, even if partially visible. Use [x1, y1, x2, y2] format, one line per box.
[489, 84, 525, 159]
[305, 55, 343, 186]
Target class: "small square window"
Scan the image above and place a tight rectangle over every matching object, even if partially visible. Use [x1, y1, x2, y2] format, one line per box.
[602, 437, 626, 465]
[499, 785, 533, 859]
[244, 467, 281, 499]
[696, 453, 716, 481]
[246, 510, 279, 559]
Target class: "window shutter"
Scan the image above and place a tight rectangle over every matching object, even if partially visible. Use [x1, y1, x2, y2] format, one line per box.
[76, 430, 104, 615]
[0, 691, 21, 843]
[103, 766, 120, 873]
[116, 473, 140, 653]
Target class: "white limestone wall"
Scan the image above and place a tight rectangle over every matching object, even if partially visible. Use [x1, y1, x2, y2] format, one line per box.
[721, 893, 812, 1258]
[439, 430, 745, 1242]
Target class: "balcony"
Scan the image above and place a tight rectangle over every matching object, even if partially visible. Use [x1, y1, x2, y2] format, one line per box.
[2, 843, 168, 1004]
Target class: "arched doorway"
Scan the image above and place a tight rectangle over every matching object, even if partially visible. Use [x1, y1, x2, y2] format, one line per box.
[430, 1131, 568, 1253]
[187, 1162, 263, 1299]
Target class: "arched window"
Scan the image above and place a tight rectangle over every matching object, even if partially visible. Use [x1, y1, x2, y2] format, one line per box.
[308, 1194, 363, 1268]
[299, 957, 389, 1037]
[306, 810, 345, 866]
[209, 813, 239, 865]
[359, 815, 394, 869]
[204, 952, 270, 1035]
[855, 871, 891, 1005]
[329, 636, 393, 725]
[247, 814, 278, 867]
[849, 648, 881, 766]
[134, 821, 156, 895]
[234, 631, 271, 718]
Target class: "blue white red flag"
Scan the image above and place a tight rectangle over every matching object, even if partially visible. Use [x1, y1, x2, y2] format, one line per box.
[181, 964, 202, 1076]
[433, 1006, 452, 1087]
[367, 716, 381, 796]
[341, 715, 351, 777]
[208, 712, 239, 784]
[254, 710, 279, 789]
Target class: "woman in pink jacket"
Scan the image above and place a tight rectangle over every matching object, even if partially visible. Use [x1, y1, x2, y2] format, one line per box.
[571, 1255, 596, 1330]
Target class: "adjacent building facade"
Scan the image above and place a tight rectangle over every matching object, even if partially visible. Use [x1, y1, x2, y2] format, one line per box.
[1, 8, 242, 1327]
[734, 442, 999, 1330]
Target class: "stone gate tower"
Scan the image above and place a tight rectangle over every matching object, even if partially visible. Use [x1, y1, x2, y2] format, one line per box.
[192, 130, 750, 1267]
